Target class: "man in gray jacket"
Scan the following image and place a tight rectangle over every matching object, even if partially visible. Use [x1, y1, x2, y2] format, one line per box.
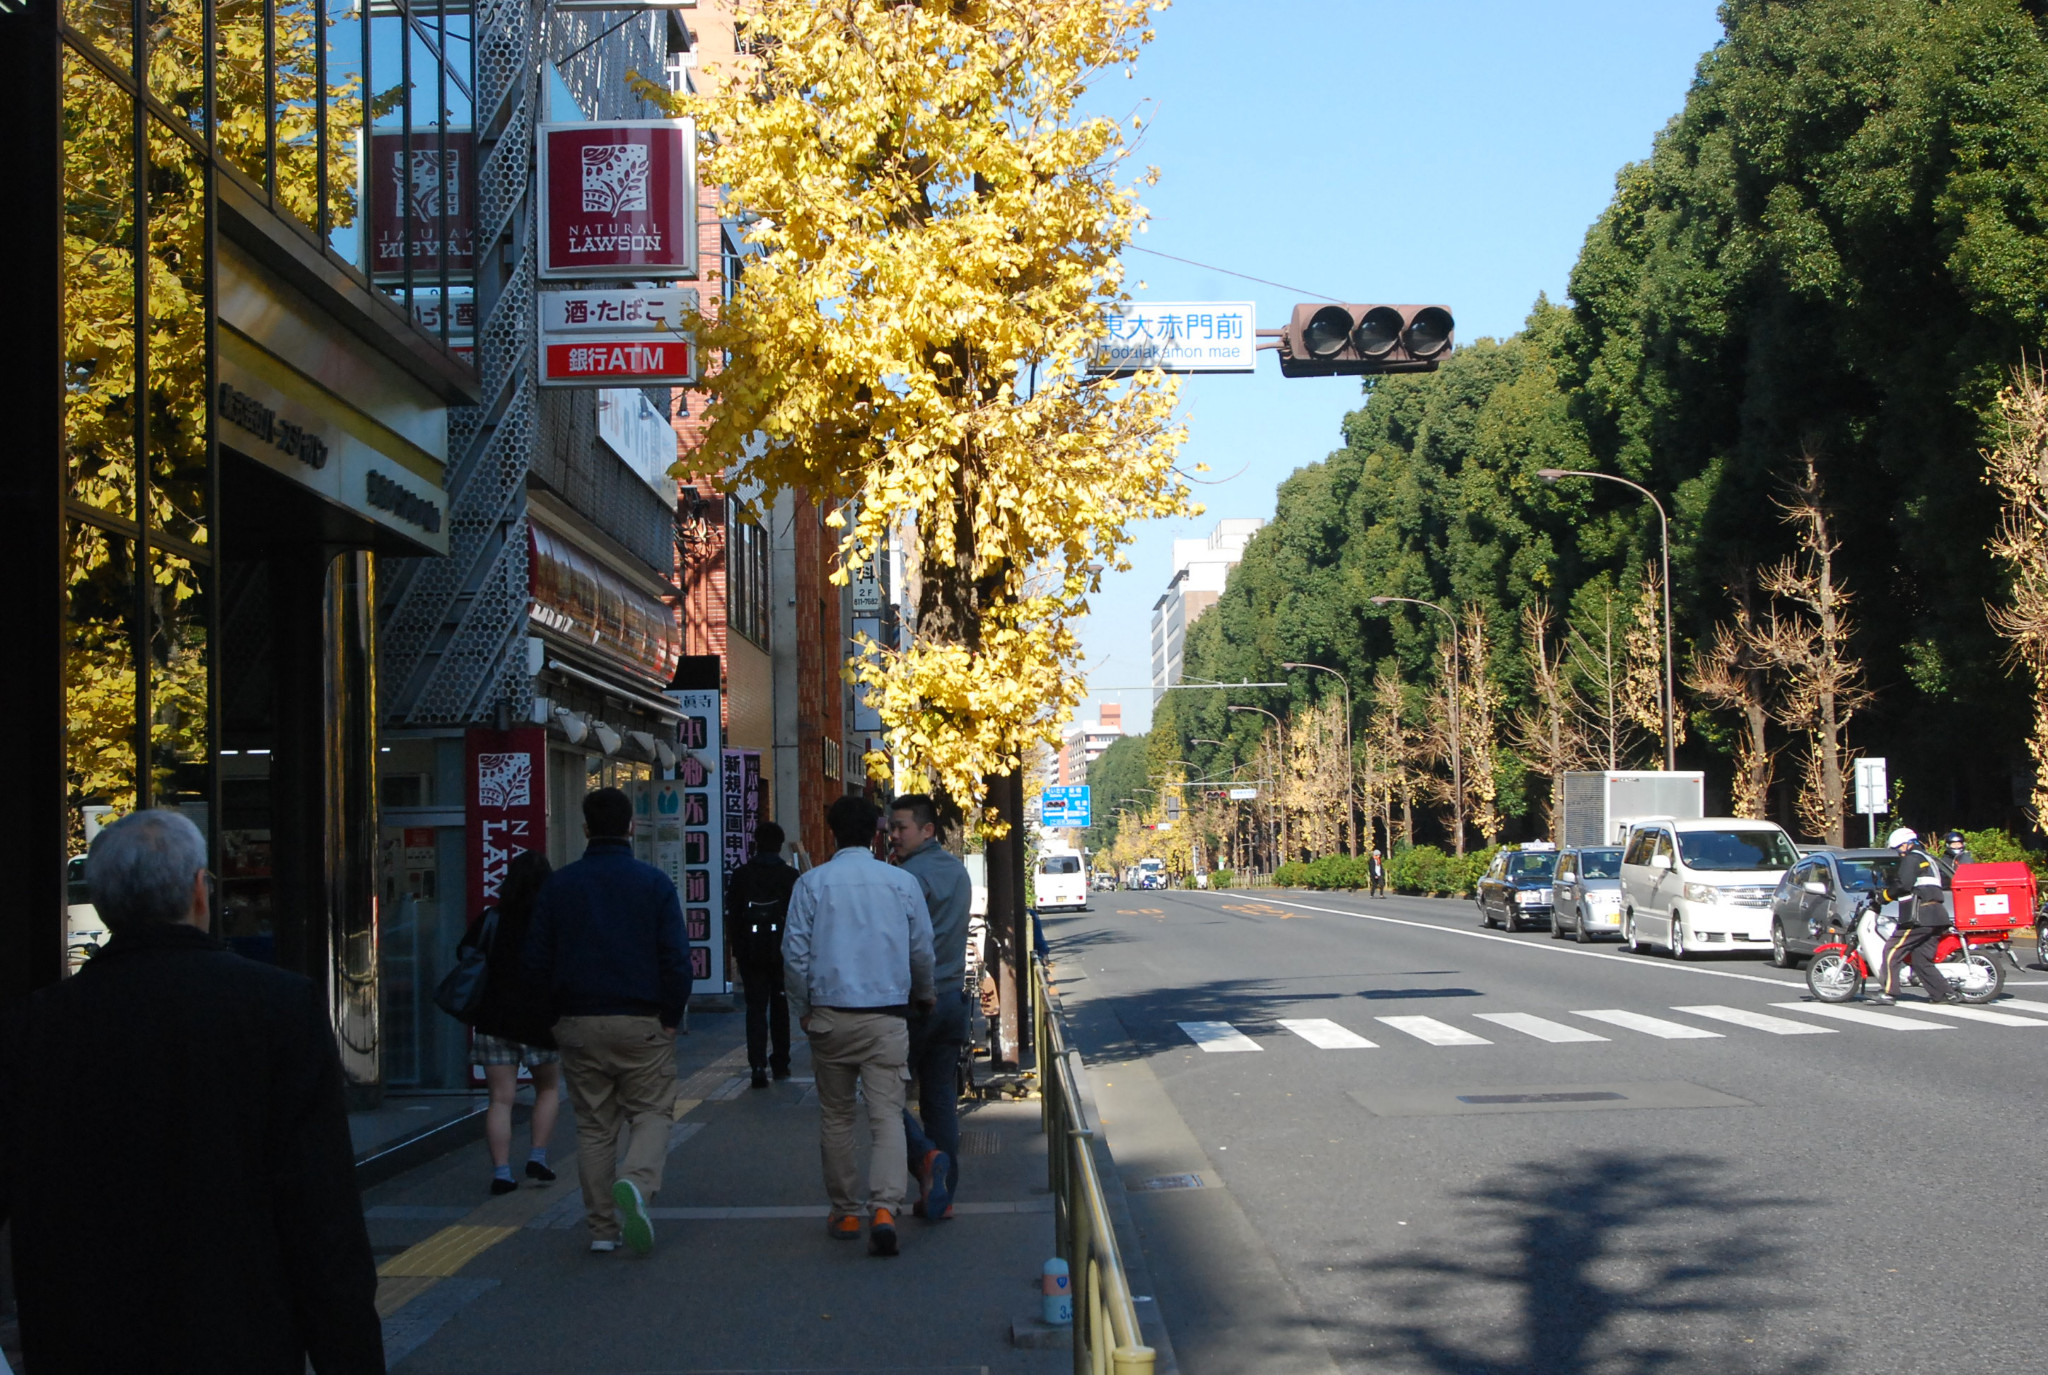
[783, 795, 935, 1256]
[888, 793, 974, 1220]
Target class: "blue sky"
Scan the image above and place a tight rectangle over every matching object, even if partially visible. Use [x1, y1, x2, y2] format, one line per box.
[1077, 0, 1726, 735]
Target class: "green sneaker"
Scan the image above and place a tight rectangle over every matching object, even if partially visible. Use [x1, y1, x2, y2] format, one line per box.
[613, 1179, 654, 1254]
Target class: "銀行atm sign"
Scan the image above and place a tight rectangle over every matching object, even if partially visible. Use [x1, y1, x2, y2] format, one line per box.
[538, 287, 698, 387]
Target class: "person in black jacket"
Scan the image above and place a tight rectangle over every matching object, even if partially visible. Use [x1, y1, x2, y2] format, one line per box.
[0, 809, 382, 1374]
[467, 849, 561, 1194]
[524, 787, 691, 1254]
[1871, 826, 1953, 1006]
[727, 821, 800, 1088]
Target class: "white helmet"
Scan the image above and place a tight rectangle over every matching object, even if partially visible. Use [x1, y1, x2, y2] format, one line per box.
[1886, 827, 1919, 849]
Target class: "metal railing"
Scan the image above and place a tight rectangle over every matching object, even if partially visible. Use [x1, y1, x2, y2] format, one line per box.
[1032, 953, 1156, 1375]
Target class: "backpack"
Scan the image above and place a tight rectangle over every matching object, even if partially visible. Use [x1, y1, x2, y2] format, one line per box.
[737, 862, 798, 965]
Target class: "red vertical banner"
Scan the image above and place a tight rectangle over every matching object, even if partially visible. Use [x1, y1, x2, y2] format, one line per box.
[465, 727, 548, 923]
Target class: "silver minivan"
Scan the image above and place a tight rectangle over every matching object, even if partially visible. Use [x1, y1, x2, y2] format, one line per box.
[1620, 817, 1800, 959]
[1551, 846, 1625, 942]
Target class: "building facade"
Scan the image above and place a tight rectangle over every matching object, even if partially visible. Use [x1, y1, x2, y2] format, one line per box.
[2, 0, 485, 1095]
[1150, 518, 1264, 700]
[1059, 704, 1125, 786]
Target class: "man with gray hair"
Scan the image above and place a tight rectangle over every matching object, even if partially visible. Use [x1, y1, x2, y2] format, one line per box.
[0, 809, 383, 1373]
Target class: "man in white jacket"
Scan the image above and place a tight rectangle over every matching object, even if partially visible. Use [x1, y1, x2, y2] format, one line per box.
[782, 794, 935, 1256]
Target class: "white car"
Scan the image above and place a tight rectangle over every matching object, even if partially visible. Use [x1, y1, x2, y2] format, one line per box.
[1036, 850, 1088, 911]
[1619, 817, 1800, 959]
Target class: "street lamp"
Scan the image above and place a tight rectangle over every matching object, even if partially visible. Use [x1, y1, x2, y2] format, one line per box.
[1539, 467, 1675, 771]
[1283, 661, 1355, 856]
[1370, 595, 1465, 856]
[1228, 704, 1288, 868]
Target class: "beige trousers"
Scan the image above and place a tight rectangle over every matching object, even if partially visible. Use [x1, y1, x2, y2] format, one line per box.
[553, 1014, 677, 1238]
[806, 1008, 910, 1216]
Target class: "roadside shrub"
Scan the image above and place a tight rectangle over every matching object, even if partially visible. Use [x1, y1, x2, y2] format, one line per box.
[1274, 860, 1310, 887]
[1209, 869, 1234, 889]
[1961, 828, 2048, 884]
[1387, 844, 1452, 895]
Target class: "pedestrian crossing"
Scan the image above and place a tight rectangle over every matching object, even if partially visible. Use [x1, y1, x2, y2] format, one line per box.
[1175, 998, 2048, 1052]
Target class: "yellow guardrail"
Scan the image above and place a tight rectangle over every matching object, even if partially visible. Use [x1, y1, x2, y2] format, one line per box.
[1033, 953, 1156, 1375]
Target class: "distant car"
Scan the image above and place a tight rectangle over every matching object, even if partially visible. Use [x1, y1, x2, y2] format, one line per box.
[1476, 845, 1559, 933]
[1136, 859, 1166, 891]
[1550, 846, 1625, 943]
[1091, 872, 1118, 892]
[1768, 847, 1895, 968]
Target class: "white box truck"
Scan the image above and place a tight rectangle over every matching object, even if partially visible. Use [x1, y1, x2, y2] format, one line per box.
[1558, 771, 1705, 848]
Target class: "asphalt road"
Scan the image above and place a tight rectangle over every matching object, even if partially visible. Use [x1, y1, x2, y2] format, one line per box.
[1045, 885, 2048, 1375]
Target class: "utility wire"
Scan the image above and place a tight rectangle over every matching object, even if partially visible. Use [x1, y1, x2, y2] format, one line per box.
[1125, 245, 1343, 303]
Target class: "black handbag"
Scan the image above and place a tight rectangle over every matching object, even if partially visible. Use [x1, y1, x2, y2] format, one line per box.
[433, 907, 499, 1023]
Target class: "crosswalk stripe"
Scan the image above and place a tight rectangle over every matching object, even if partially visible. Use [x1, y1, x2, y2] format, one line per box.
[1895, 1003, 2048, 1028]
[1178, 1021, 1262, 1052]
[1474, 1012, 1610, 1043]
[1277, 1018, 1378, 1049]
[1573, 1009, 1722, 1039]
[1672, 1004, 1836, 1036]
[1993, 998, 2048, 1018]
[1375, 1015, 1492, 1046]
[1769, 1001, 1952, 1030]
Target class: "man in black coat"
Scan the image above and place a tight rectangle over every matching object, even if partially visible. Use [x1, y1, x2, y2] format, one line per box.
[0, 809, 383, 1374]
[726, 821, 800, 1088]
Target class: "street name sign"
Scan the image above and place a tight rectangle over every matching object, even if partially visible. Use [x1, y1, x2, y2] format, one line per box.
[1228, 787, 1258, 800]
[1041, 784, 1092, 829]
[1089, 301, 1256, 375]
[1854, 757, 1888, 814]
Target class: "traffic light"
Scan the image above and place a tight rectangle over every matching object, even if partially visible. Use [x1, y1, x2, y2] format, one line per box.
[1274, 303, 1455, 378]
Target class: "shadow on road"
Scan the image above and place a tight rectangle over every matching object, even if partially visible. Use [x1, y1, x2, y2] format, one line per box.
[1327, 1152, 1825, 1375]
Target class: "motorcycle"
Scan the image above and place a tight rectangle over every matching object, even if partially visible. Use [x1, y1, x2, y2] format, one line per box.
[1805, 898, 2005, 1004]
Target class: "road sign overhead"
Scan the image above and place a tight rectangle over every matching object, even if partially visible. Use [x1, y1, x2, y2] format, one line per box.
[1041, 784, 1092, 829]
[1089, 302, 1256, 375]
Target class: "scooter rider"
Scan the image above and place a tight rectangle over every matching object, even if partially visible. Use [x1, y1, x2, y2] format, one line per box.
[1868, 826, 1952, 1007]
[1943, 830, 1974, 870]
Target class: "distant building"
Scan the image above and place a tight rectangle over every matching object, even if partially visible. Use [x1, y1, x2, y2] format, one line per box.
[1060, 703, 1124, 785]
[1151, 519, 1264, 701]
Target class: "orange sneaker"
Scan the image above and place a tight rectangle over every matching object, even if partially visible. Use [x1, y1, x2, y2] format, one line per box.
[827, 1213, 861, 1241]
[868, 1207, 899, 1257]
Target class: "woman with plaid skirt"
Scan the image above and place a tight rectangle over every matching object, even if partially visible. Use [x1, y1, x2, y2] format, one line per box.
[466, 850, 562, 1194]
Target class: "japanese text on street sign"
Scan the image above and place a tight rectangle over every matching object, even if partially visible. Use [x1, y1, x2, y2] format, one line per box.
[1041, 784, 1092, 829]
[1228, 787, 1258, 800]
[1854, 757, 1888, 814]
[537, 287, 698, 387]
[1089, 301, 1256, 375]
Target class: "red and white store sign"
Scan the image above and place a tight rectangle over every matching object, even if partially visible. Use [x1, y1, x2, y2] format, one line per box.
[464, 726, 547, 924]
[537, 120, 697, 280]
[536, 287, 698, 387]
[368, 129, 475, 281]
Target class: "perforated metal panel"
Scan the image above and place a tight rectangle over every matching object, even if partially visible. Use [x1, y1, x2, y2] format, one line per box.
[381, 0, 674, 727]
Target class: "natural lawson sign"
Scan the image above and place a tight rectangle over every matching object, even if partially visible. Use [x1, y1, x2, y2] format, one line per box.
[1089, 301, 1256, 375]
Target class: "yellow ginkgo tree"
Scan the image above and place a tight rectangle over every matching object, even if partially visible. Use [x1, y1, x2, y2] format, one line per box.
[651, 0, 1190, 827]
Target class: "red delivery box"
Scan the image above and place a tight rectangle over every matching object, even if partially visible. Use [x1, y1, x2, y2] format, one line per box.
[1950, 861, 2036, 931]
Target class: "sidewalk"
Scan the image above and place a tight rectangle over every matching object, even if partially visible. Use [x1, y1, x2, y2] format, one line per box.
[362, 1005, 1072, 1374]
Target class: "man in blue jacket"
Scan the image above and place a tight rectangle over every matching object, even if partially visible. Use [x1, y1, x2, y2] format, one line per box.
[525, 787, 691, 1254]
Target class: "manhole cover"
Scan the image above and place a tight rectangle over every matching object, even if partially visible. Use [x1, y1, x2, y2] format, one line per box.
[1138, 1173, 1204, 1191]
[960, 1129, 1003, 1157]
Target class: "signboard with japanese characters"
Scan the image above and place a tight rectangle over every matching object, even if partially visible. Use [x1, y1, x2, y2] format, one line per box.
[464, 727, 546, 926]
[368, 129, 475, 281]
[538, 119, 697, 280]
[662, 688, 727, 991]
[1088, 301, 1257, 375]
[1041, 784, 1092, 829]
[537, 287, 698, 387]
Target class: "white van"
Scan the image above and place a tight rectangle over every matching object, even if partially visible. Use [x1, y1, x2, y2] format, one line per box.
[1036, 848, 1088, 912]
[1619, 817, 1801, 959]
